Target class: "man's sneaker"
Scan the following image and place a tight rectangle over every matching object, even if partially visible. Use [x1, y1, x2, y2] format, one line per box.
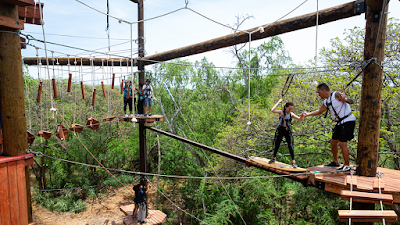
[144, 114, 147, 117]
[129, 114, 134, 117]
[324, 161, 341, 167]
[337, 165, 352, 172]
[125, 114, 128, 117]
[292, 162, 298, 168]
[268, 159, 275, 164]
[149, 113, 152, 116]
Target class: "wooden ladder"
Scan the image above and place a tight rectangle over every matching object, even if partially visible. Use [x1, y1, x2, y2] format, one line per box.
[338, 210, 398, 222]
[338, 190, 398, 222]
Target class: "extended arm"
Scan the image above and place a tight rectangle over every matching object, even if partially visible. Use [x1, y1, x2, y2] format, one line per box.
[291, 112, 304, 122]
[302, 104, 328, 117]
[271, 98, 283, 115]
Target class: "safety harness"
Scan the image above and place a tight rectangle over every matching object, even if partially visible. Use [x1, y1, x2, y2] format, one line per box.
[280, 112, 292, 131]
[325, 92, 352, 124]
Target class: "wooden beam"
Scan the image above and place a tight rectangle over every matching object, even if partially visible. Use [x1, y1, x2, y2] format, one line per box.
[140, 0, 363, 66]
[0, 0, 34, 7]
[22, 57, 136, 66]
[129, 0, 138, 3]
[0, 14, 24, 30]
[147, 127, 247, 163]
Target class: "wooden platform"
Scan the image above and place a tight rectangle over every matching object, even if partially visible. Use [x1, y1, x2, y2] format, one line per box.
[119, 115, 164, 124]
[120, 204, 166, 225]
[308, 165, 400, 204]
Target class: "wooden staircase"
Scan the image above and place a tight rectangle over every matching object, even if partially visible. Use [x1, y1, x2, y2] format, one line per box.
[338, 190, 398, 223]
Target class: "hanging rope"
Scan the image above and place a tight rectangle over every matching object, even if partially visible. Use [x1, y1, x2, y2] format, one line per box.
[281, 74, 294, 98]
[348, 169, 354, 224]
[377, 171, 386, 225]
[313, 0, 319, 87]
[73, 56, 78, 124]
[247, 33, 252, 128]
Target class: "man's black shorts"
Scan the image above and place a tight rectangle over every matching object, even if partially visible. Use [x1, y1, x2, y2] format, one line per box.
[332, 121, 355, 142]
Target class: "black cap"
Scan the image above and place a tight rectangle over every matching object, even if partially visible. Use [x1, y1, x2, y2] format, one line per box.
[146, 79, 150, 82]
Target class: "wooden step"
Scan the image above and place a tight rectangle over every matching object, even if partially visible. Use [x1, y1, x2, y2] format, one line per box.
[341, 190, 393, 205]
[338, 210, 398, 222]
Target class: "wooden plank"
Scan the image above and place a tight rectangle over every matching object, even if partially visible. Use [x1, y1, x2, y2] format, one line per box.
[0, 14, 24, 29]
[18, 3, 43, 25]
[341, 190, 393, 205]
[0, 0, 34, 6]
[338, 210, 397, 222]
[0, 154, 34, 164]
[248, 156, 308, 173]
[7, 161, 20, 225]
[0, 163, 11, 225]
[17, 159, 28, 225]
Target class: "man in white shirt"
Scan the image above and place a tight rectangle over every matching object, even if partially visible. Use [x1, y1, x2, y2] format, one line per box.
[301, 83, 356, 172]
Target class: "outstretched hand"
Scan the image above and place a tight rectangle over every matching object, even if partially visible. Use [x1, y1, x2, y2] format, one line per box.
[301, 112, 308, 118]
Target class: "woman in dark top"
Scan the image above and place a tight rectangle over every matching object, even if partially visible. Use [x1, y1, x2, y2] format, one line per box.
[269, 98, 304, 168]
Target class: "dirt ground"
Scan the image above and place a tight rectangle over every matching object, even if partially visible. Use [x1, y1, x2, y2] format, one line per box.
[32, 185, 159, 225]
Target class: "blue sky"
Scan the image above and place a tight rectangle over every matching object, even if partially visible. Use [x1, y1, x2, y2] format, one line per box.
[22, 0, 400, 82]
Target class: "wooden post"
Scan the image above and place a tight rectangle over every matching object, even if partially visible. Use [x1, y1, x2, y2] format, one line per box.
[354, 0, 388, 223]
[0, 1, 32, 222]
[137, 0, 148, 216]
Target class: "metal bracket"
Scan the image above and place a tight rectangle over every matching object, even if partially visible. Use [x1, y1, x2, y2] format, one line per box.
[362, 57, 376, 69]
[315, 180, 325, 190]
[372, 11, 380, 22]
[356, 1, 365, 14]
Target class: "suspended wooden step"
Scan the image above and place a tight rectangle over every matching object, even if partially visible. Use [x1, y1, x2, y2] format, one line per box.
[37, 130, 52, 140]
[340, 190, 393, 205]
[69, 124, 84, 133]
[55, 125, 69, 141]
[103, 116, 116, 122]
[27, 130, 35, 145]
[120, 204, 167, 225]
[338, 210, 398, 223]
[248, 156, 307, 173]
[86, 118, 100, 131]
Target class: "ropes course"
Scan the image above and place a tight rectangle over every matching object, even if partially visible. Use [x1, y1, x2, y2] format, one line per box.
[5, 0, 397, 224]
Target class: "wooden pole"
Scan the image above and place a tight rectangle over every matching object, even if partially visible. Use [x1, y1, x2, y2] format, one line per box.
[137, 0, 148, 216]
[354, 0, 388, 223]
[0, 1, 32, 222]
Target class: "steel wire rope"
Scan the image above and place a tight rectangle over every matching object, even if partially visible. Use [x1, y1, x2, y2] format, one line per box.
[27, 149, 315, 180]
[24, 36, 360, 72]
[373, 0, 389, 59]
[23, 31, 132, 40]
[250, 0, 309, 35]
[161, 91, 247, 224]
